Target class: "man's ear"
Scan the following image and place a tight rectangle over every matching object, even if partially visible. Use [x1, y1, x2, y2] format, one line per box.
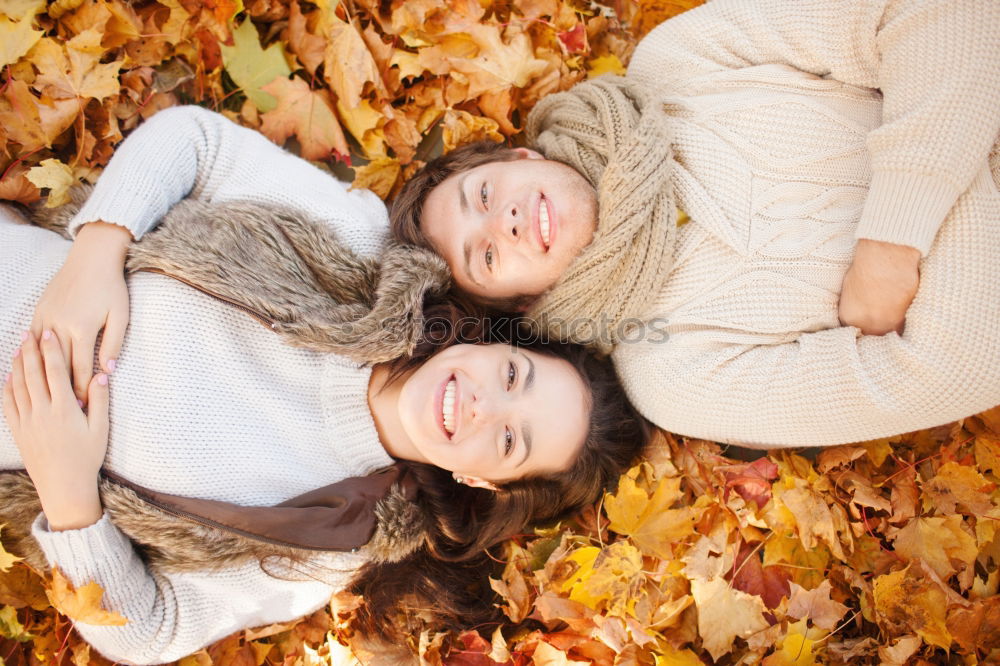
[460, 476, 501, 492]
[512, 147, 544, 160]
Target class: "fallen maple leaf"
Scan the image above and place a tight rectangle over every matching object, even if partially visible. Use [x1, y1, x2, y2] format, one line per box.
[872, 564, 951, 650]
[0, 14, 43, 68]
[888, 514, 977, 580]
[0, 527, 23, 573]
[25, 158, 75, 207]
[259, 77, 348, 161]
[690, 576, 769, 660]
[604, 467, 698, 560]
[46, 569, 127, 626]
[221, 19, 292, 112]
[785, 580, 848, 631]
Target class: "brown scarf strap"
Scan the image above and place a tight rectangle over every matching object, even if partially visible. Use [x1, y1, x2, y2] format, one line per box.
[100, 464, 418, 552]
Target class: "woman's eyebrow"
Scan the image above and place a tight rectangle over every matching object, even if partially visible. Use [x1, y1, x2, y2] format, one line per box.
[458, 172, 470, 214]
[518, 355, 536, 467]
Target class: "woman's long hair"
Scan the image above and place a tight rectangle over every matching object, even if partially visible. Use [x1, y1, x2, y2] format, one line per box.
[349, 298, 650, 641]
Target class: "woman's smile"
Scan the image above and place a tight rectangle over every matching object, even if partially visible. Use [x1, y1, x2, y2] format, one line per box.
[438, 373, 460, 439]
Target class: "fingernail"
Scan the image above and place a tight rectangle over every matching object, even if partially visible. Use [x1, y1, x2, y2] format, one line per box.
[42, 330, 52, 341]
[20, 331, 28, 342]
[106, 359, 117, 373]
[77, 399, 84, 408]
[4, 373, 10, 383]
[12, 348, 20, 358]
[97, 374, 108, 386]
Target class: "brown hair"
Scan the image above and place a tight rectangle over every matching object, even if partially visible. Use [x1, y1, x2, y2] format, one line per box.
[389, 141, 539, 312]
[348, 299, 650, 641]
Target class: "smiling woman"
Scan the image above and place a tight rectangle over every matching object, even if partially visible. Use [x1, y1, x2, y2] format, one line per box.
[0, 140, 648, 663]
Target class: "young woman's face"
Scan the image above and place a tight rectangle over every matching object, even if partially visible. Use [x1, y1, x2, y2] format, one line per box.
[420, 150, 598, 304]
[396, 344, 590, 484]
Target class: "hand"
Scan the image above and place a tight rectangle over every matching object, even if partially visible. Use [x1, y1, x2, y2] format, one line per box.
[32, 222, 131, 404]
[838, 239, 921, 335]
[3, 331, 109, 531]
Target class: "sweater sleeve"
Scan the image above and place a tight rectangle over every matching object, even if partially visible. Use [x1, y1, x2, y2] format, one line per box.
[31, 512, 365, 665]
[68, 105, 389, 257]
[627, 0, 1000, 254]
[613, 317, 1000, 448]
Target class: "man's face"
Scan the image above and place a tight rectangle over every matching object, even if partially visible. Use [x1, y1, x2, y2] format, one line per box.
[421, 150, 598, 304]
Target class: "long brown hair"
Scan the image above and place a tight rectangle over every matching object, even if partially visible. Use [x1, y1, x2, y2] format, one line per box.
[349, 298, 650, 641]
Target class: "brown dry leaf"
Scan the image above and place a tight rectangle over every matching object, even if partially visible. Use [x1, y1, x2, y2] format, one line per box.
[0, 527, 23, 573]
[531, 640, 590, 665]
[872, 564, 951, 649]
[690, 576, 769, 661]
[441, 108, 503, 152]
[489, 543, 533, 623]
[877, 635, 921, 666]
[946, 595, 1000, 655]
[324, 14, 386, 109]
[46, 569, 127, 626]
[30, 37, 122, 101]
[922, 461, 995, 515]
[351, 157, 401, 200]
[259, 77, 348, 161]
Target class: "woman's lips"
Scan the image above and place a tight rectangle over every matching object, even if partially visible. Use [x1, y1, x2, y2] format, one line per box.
[437, 374, 459, 440]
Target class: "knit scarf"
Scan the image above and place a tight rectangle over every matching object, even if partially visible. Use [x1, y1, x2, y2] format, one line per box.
[524, 76, 676, 354]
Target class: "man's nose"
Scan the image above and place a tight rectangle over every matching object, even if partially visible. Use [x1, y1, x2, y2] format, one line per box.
[486, 203, 522, 244]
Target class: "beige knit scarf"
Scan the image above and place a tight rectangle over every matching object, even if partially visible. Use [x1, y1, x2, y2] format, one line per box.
[524, 76, 676, 354]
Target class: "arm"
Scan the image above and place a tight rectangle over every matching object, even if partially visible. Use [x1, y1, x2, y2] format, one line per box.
[629, 0, 1000, 331]
[2, 332, 362, 664]
[614, 316, 1000, 448]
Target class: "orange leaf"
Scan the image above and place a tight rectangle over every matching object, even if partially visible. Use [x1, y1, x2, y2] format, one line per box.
[259, 77, 348, 161]
[46, 569, 128, 626]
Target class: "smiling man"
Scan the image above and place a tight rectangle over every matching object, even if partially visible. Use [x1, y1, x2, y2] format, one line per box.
[391, 0, 1000, 448]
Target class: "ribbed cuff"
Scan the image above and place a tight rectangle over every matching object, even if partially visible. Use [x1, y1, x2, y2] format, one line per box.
[67, 183, 167, 240]
[855, 171, 961, 256]
[31, 511, 135, 589]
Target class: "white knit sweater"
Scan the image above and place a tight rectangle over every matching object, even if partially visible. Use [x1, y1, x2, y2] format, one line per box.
[612, 0, 1000, 447]
[0, 107, 394, 664]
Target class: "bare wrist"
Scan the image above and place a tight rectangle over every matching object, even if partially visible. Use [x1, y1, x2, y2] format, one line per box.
[75, 222, 133, 262]
[42, 488, 104, 531]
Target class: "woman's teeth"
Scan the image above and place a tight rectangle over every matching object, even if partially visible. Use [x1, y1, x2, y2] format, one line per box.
[539, 198, 551, 247]
[442, 378, 457, 435]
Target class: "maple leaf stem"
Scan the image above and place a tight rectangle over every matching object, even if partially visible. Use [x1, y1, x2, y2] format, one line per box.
[811, 610, 862, 646]
[879, 450, 945, 485]
[0, 146, 43, 182]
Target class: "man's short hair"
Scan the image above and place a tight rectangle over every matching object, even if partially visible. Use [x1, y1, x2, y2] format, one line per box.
[389, 141, 536, 311]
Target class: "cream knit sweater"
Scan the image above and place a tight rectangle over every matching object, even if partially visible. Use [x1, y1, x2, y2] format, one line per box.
[0, 106, 395, 663]
[612, 0, 1000, 447]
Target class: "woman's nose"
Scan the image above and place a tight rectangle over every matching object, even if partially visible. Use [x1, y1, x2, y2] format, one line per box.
[469, 388, 509, 426]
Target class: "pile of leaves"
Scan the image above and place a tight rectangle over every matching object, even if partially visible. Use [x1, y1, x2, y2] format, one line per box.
[2, 0, 999, 664]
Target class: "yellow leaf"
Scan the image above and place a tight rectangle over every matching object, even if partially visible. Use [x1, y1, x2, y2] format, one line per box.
[0, 14, 43, 68]
[46, 569, 128, 626]
[762, 620, 821, 666]
[922, 461, 995, 515]
[890, 515, 977, 580]
[441, 109, 502, 152]
[336, 97, 387, 159]
[324, 14, 384, 109]
[586, 53, 625, 78]
[0, 604, 33, 642]
[873, 564, 951, 649]
[0, 526, 23, 573]
[690, 577, 769, 661]
[220, 19, 292, 112]
[654, 645, 703, 666]
[30, 37, 121, 101]
[351, 157, 400, 199]
[531, 640, 590, 666]
[605, 470, 696, 559]
[26, 158, 75, 208]
[0, 0, 46, 20]
[560, 543, 642, 616]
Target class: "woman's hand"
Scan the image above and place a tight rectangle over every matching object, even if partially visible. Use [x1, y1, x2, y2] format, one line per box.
[839, 239, 921, 336]
[3, 331, 109, 531]
[32, 222, 132, 404]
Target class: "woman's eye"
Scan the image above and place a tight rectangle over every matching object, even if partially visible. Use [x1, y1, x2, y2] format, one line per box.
[506, 361, 517, 390]
[485, 247, 494, 269]
[504, 428, 514, 456]
[480, 182, 489, 208]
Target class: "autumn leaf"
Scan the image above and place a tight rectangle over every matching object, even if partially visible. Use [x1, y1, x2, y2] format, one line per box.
[690, 576, 769, 661]
[221, 19, 292, 112]
[922, 461, 995, 515]
[0, 527, 23, 573]
[586, 53, 625, 78]
[604, 466, 697, 559]
[30, 37, 122, 101]
[489, 543, 533, 622]
[888, 514, 977, 579]
[0, 14, 43, 68]
[0, 605, 33, 642]
[259, 77, 348, 161]
[26, 158, 75, 207]
[872, 564, 951, 649]
[324, 14, 386, 109]
[46, 569, 128, 626]
[785, 580, 848, 631]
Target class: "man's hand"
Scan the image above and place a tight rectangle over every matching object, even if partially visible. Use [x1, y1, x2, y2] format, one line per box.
[839, 239, 921, 335]
[31, 222, 131, 404]
[3, 331, 109, 531]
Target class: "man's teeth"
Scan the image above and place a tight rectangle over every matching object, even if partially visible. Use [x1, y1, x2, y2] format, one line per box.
[442, 379, 457, 435]
[539, 199, 551, 247]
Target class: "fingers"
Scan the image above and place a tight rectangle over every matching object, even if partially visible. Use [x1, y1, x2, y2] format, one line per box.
[20, 331, 50, 405]
[98, 311, 127, 375]
[70, 332, 97, 403]
[86, 372, 110, 436]
[2, 370, 18, 427]
[10, 337, 30, 413]
[39, 331, 77, 407]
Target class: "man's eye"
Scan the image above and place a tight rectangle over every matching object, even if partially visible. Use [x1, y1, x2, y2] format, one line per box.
[504, 428, 514, 456]
[507, 361, 516, 390]
[485, 247, 494, 269]
[480, 182, 489, 208]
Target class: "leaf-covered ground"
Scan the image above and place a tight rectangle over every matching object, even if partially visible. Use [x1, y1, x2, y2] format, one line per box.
[2, 0, 999, 664]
